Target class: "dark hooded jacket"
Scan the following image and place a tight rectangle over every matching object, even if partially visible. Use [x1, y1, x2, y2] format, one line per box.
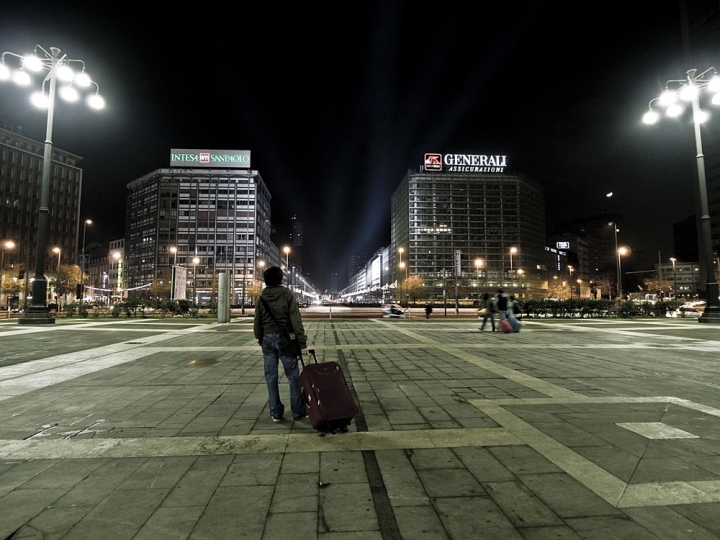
[253, 285, 307, 349]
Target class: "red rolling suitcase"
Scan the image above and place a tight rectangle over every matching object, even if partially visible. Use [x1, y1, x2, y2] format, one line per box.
[299, 349, 358, 435]
[499, 319, 513, 333]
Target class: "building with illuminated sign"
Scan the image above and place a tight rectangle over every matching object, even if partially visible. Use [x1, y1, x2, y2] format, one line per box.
[390, 154, 546, 298]
[125, 150, 275, 305]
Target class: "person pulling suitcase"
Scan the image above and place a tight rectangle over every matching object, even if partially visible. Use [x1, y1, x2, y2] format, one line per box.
[254, 266, 308, 423]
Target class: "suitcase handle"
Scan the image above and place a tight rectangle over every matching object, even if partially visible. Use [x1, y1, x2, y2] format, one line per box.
[299, 349, 318, 369]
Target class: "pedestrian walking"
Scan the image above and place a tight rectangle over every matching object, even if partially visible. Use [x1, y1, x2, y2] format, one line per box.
[254, 266, 308, 422]
[479, 292, 497, 331]
[496, 289, 509, 321]
[425, 304, 433, 319]
[508, 293, 522, 333]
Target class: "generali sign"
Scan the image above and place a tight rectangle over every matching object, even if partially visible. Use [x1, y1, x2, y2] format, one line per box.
[171, 149, 251, 169]
[424, 153, 507, 173]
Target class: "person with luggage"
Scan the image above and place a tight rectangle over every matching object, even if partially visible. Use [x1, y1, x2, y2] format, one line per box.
[254, 266, 308, 422]
[496, 289, 509, 321]
[508, 293, 522, 333]
[479, 292, 497, 332]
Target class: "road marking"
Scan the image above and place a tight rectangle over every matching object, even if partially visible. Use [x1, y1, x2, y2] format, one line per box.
[469, 396, 720, 508]
[0, 427, 522, 460]
[616, 422, 699, 439]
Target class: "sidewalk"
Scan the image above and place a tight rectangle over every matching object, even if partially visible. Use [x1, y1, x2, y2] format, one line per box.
[2, 317, 720, 539]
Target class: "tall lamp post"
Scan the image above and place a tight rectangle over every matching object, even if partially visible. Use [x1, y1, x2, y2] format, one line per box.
[192, 257, 200, 305]
[1, 240, 15, 314]
[568, 266, 574, 300]
[608, 221, 621, 299]
[509, 247, 517, 284]
[643, 67, 720, 322]
[0, 46, 105, 325]
[52, 247, 61, 271]
[81, 219, 92, 300]
[670, 257, 678, 300]
[617, 247, 629, 299]
[475, 258, 484, 290]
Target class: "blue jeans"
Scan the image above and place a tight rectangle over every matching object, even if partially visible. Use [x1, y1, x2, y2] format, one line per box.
[262, 333, 306, 420]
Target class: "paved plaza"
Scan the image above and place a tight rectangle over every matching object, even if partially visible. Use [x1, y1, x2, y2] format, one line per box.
[1, 315, 720, 539]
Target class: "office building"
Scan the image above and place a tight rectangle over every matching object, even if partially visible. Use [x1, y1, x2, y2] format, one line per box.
[0, 122, 82, 304]
[390, 153, 546, 298]
[125, 149, 272, 305]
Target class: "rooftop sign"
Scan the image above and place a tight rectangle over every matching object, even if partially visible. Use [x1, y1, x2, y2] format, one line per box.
[171, 149, 251, 168]
[424, 153, 507, 173]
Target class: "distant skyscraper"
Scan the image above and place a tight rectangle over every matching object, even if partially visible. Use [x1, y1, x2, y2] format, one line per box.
[674, 215, 700, 262]
[348, 254, 366, 283]
[289, 214, 303, 273]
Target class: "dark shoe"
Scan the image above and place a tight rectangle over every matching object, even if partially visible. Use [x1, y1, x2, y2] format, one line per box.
[293, 413, 308, 421]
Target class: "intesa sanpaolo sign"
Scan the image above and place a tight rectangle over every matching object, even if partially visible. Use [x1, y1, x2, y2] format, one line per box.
[171, 149, 251, 169]
[424, 153, 507, 173]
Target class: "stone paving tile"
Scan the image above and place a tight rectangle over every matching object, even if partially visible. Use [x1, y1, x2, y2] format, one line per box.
[517, 473, 623, 519]
[62, 487, 170, 540]
[190, 485, 274, 540]
[393, 505, 449, 539]
[484, 480, 565, 528]
[433, 496, 524, 539]
[162, 455, 233, 507]
[564, 516, 662, 539]
[488, 446, 564, 475]
[319, 482, 378, 534]
[517, 525, 583, 539]
[628, 457, 720, 484]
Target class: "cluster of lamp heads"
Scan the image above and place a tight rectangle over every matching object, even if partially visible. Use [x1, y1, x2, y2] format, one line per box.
[0, 46, 104, 110]
[643, 68, 720, 125]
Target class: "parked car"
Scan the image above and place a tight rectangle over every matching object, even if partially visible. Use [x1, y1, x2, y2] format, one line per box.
[666, 307, 702, 318]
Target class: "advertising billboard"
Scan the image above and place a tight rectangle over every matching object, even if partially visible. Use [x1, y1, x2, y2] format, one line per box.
[170, 149, 251, 169]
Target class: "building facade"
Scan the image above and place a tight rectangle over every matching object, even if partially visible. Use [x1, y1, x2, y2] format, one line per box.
[390, 155, 546, 298]
[125, 152, 272, 305]
[656, 261, 702, 299]
[0, 122, 82, 305]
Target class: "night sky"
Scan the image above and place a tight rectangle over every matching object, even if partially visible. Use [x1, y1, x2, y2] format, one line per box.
[0, 1, 705, 289]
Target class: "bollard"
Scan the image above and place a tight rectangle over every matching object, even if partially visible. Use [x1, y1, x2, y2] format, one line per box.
[218, 272, 230, 323]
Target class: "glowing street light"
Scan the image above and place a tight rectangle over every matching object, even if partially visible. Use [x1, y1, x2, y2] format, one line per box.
[643, 67, 720, 321]
[509, 247, 518, 287]
[52, 247, 61, 271]
[283, 246, 290, 268]
[192, 257, 200, 304]
[81, 219, 92, 300]
[617, 247, 629, 299]
[169, 246, 177, 266]
[670, 257, 678, 300]
[1, 46, 105, 325]
[475, 258, 483, 286]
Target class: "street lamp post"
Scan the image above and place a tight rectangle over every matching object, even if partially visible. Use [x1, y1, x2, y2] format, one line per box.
[169, 246, 177, 266]
[670, 257, 678, 300]
[1, 240, 15, 314]
[568, 266, 574, 300]
[617, 247, 628, 299]
[1, 46, 105, 325]
[509, 247, 517, 285]
[475, 258, 483, 289]
[52, 247, 61, 272]
[608, 222, 621, 299]
[81, 219, 92, 300]
[643, 67, 720, 322]
[192, 257, 200, 305]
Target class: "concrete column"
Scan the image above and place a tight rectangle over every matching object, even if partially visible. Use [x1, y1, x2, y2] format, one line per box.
[218, 272, 230, 323]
